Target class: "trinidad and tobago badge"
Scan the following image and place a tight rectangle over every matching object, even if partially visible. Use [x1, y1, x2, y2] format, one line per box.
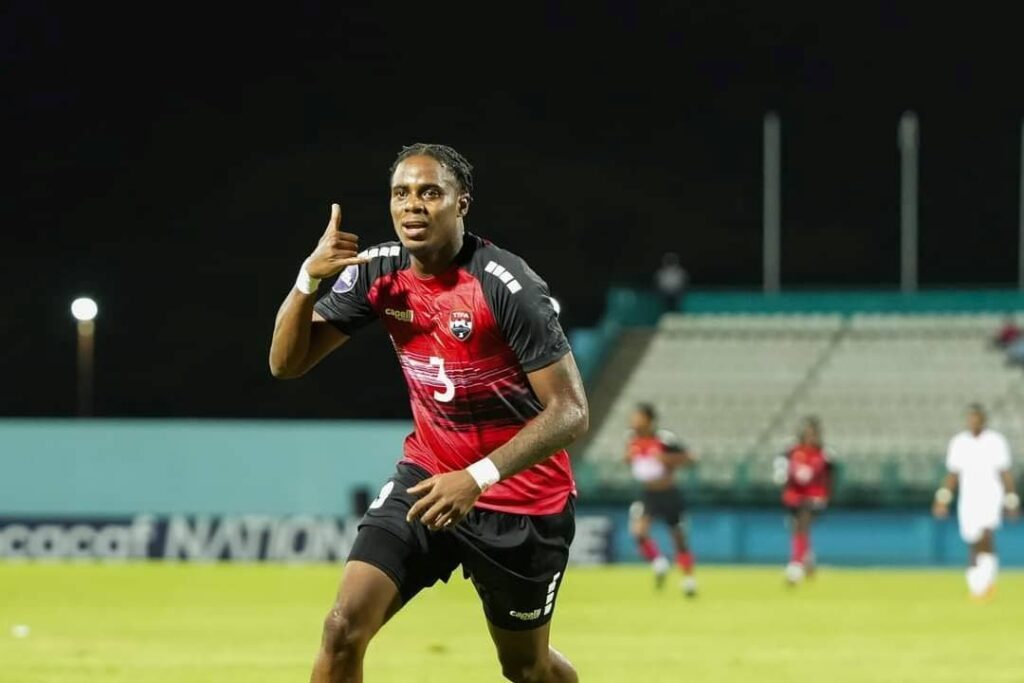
[449, 310, 473, 341]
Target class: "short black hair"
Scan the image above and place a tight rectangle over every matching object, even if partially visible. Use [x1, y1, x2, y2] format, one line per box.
[798, 415, 821, 438]
[636, 402, 657, 422]
[390, 143, 474, 195]
[967, 402, 986, 416]
[801, 415, 821, 430]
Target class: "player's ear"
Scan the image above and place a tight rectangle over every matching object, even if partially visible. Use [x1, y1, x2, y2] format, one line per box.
[457, 194, 471, 218]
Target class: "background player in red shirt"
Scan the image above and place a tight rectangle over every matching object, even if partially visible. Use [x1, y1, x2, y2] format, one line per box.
[774, 415, 833, 585]
[269, 144, 588, 683]
[624, 403, 699, 596]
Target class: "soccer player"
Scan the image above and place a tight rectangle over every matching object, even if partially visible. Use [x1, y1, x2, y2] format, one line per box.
[624, 403, 699, 596]
[269, 144, 588, 683]
[774, 415, 833, 585]
[932, 404, 1019, 600]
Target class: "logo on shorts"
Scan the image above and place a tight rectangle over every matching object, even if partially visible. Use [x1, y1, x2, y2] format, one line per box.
[508, 571, 562, 622]
[449, 310, 473, 341]
[508, 608, 542, 621]
[332, 265, 359, 293]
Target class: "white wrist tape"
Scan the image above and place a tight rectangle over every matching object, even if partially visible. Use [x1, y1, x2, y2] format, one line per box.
[934, 487, 953, 505]
[467, 458, 501, 492]
[295, 260, 321, 295]
[1005, 492, 1020, 510]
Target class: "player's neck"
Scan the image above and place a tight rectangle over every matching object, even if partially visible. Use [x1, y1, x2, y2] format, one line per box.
[410, 232, 465, 277]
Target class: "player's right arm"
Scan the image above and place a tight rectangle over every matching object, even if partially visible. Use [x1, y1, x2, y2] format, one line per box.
[622, 431, 634, 465]
[933, 436, 962, 518]
[772, 448, 791, 487]
[932, 472, 958, 518]
[269, 204, 367, 379]
[932, 436, 962, 519]
[270, 297, 348, 378]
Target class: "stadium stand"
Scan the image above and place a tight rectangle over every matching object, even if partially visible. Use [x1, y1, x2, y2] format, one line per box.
[583, 310, 1024, 503]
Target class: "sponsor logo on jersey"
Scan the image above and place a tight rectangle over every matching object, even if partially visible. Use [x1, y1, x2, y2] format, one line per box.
[385, 308, 414, 323]
[332, 265, 359, 293]
[508, 608, 542, 621]
[449, 310, 473, 341]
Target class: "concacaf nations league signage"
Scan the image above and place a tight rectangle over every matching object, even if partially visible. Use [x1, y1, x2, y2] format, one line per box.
[0, 515, 614, 564]
[0, 516, 359, 562]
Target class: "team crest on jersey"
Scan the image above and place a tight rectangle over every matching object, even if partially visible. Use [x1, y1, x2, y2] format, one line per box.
[448, 310, 473, 341]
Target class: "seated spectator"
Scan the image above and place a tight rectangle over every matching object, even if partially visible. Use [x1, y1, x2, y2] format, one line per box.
[993, 316, 1021, 348]
[655, 252, 688, 311]
[1007, 337, 1024, 367]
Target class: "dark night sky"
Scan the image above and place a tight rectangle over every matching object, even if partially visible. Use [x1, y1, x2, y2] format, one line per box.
[4, 2, 1023, 418]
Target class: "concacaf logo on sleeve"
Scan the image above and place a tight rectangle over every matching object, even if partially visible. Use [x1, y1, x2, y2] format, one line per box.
[333, 265, 359, 293]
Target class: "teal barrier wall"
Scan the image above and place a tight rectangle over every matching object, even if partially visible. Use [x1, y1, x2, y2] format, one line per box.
[683, 289, 1024, 314]
[590, 505, 1024, 567]
[3, 421, 1022, 566]
[0, 420, 411, 516]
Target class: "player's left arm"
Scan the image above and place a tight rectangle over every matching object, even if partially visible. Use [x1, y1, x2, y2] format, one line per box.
[772, 448, 792, 486]
[662, 451, 697, 467]
[659, 442, 697, 468]
[407, 252, 586, 531]
[1000, 470, 1019, 519]
[486, 352, 589, 477]
[407, 354, 588, 531]
[655, 431, 695, 467]
[810, 453, 830, 477]
[995, 434, 1019, 518]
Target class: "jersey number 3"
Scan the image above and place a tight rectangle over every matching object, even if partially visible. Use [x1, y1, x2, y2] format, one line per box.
[430, 356, 455, 403]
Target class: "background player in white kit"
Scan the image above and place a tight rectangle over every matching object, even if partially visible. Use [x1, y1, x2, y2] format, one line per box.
[932, 404, 1020, 600]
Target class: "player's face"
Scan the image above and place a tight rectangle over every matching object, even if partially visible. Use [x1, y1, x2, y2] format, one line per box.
[390, 155, 469, 257]
[802, 425, 820, 446]
[630, 410, 652, 434]
[967, 410, 985, 433]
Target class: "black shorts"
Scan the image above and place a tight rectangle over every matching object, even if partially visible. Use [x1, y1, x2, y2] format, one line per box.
[348, 462, 575, 632]
[631, 487, 686, 526]
[786, 497, 828, 517]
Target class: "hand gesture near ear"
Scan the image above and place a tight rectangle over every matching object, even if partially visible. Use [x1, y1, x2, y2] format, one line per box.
[306, 204, 369, 279]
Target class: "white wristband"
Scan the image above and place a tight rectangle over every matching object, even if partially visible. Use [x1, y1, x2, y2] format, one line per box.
[466, 458, 501, 492]
[934, 488, 953, 505]
[1005, 492, 1020, 510]
[295, 260, 321, 295]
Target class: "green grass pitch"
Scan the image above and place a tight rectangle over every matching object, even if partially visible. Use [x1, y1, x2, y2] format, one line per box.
[2, 563, 1022, 682]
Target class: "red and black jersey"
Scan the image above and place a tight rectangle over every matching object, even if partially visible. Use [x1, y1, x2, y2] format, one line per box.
[314, 233, 575, 516]
[781, 443, 833, 506]
[626, 429, 685, 484]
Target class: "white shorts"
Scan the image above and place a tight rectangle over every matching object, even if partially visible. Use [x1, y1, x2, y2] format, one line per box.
[958, 503, 1002, 544]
